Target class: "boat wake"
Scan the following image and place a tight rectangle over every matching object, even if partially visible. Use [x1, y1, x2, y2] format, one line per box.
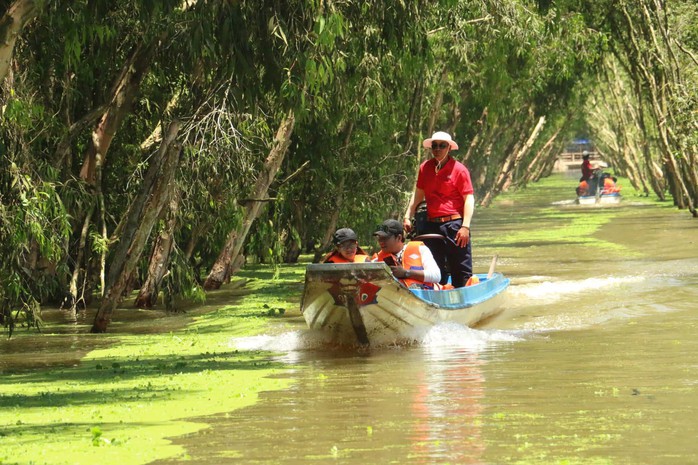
[496, 274, 677, 332]
[229, 321, 526, 356]
[508, 275, 646, 308]
[419, 322, 525, 349]
[230, 330, 327, 352]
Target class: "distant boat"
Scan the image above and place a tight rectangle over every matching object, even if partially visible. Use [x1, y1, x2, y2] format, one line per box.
[300, 262, 510, 346]
[576, 169, 622, 205]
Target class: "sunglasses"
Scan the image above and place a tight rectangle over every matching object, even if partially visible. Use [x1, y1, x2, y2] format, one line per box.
[431, 142, 450, 150]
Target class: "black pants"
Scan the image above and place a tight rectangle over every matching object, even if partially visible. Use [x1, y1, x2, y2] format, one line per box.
[422, 219, 472, 288]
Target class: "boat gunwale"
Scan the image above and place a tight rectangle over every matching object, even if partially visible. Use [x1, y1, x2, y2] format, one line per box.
[302, 263, 509, 311]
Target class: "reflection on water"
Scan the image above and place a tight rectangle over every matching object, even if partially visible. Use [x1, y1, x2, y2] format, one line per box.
[155, 332, 511, 464]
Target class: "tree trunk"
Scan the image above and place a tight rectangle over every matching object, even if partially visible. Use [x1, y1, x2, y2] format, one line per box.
[203, 109, 295, 290]
[79, 41, 156, 184]
[134, 194, 179, 308]
[0, 0, 38, 86]
[617, 1, 695, 214]
[499, 115, 545, 193]
[521, 122, 565, 185]
[91, 121, 181, 332]
[426, 67, 447, 136]
[480, 111, 544, 207]
[66, 203, 95, 314]
[462, 108, 488, 164]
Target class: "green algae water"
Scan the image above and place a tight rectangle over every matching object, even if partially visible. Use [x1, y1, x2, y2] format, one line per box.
[3, 173, 698, 465]
[158, 174, 698, 465]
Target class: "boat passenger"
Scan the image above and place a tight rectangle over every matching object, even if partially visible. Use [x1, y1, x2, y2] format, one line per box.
[403, 131, 474, 287]
[321, 228, 369, 263]
[576, 180, 590, 196]
[601, 176, 621, 194]
[371, 219, 441, 289]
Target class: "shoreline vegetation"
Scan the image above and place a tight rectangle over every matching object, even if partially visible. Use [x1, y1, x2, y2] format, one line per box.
[3, 0, 697, 337]
[0, 173, 673, 464]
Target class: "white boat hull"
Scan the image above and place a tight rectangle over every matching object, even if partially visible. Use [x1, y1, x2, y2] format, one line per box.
[576, 193, 622, 205]
[301, 263, 510, 346]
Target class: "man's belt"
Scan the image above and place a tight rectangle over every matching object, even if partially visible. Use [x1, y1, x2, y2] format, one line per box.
[427, 214, 462, 223]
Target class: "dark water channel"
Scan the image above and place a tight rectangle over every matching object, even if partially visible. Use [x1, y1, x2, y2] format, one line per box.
[155, 175, 698, 465]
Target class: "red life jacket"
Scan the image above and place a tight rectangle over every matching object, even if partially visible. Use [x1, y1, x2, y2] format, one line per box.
[374, 241, 434, 289]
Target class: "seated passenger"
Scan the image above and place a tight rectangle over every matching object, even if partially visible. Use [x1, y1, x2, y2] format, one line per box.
[371, 219, 441, 289]
[602, 176, 621, 194]
[321, 228, 369, 263]
[576, 180, 590, 197]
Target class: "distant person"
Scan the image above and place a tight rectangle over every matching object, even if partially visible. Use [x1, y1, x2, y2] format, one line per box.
[601, 176, 621, 195]
[372, 219, 441, 289]
[403, 131, 474, 288]
[576, 179, 590, 197]
[580, 151, 594, 181]
[321, 228, 369, 263]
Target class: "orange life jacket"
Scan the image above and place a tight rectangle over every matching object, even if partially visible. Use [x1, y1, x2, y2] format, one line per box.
[374, 241, 434, 289]
[577, 180, 590, 196]
[602, 178, 621, 194]
[325, 253, 369, 264]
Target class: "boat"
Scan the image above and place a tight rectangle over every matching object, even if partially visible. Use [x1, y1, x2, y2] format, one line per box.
[576, 169, 622, 205]
[576, 192, 622, 205]
[300, 262, 510, 346]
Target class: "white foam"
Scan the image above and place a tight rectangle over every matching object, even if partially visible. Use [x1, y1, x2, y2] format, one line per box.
[230, 330, 319, 352]
[229, 322, 527, 356]
[509, 275, 646, 303]
[419, 321, 524, 350]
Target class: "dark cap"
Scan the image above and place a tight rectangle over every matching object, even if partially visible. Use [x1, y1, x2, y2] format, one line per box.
[373, 219, 403, 238]
[333, 228, 358, 245]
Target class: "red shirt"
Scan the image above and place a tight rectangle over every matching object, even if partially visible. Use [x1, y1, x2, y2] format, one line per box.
[581, 159, 593, 179]
[416, 156, 473, 218]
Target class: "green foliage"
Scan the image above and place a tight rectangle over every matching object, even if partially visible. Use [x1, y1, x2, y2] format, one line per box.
[0, 160, 70, 334]
[1, 86, 72, 334]
[1, 0, 696, 332]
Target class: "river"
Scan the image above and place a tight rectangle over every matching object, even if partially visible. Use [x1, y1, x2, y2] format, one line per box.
[150, 174, 698, 465]
[5, 173, 698, 464]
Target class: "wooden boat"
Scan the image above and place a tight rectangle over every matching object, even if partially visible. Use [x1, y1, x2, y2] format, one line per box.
[300, 262, 510, 346]
[576, 192, 622, 205]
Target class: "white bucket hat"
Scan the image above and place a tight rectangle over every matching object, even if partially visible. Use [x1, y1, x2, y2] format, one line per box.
[422, 131, 458, 150]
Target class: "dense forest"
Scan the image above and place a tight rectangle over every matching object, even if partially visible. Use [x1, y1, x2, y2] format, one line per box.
[1, 0, 696, 333]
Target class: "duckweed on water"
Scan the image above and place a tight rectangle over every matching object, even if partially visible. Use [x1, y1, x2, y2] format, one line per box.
[475, 174, 660, 258]
[0, 264, 306, 465]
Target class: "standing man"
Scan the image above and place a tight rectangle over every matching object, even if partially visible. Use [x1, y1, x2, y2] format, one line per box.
[580, 151, 593, 181]
[403, 131, 474, 288]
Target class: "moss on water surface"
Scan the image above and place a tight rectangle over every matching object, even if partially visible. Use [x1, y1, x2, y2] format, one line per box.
[478, 174, 660, 257]
[0, 264, 306, 465]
